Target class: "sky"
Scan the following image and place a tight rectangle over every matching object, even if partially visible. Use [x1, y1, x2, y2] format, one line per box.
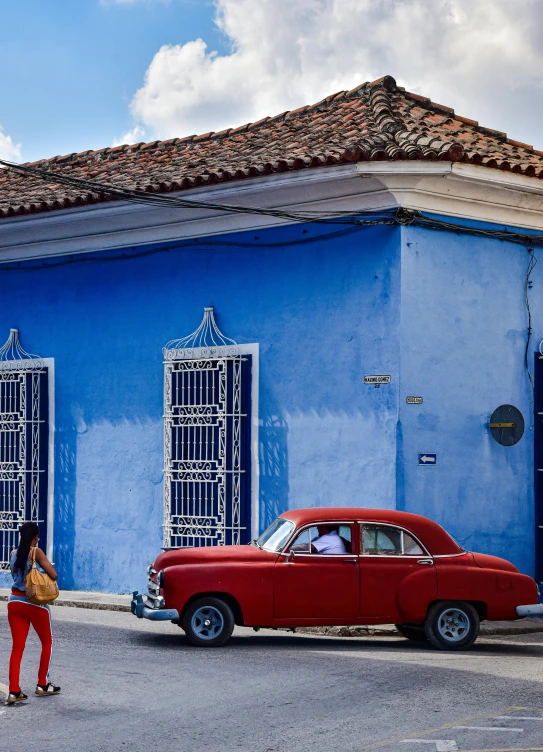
[1, 0, 542, 163]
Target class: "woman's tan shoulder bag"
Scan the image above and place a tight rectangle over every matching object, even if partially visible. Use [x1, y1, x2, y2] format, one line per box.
[25, 547, 59, 605]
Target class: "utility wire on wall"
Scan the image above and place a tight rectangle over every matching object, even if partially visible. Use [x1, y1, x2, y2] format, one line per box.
[525, 246, 537, 392]
[0, 225, 366, 273]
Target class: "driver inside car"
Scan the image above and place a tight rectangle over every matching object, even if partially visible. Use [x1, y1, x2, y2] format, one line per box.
[291, 525, 347, 554]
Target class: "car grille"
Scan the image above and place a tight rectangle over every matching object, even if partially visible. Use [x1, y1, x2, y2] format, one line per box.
[146, 579, 164, 609]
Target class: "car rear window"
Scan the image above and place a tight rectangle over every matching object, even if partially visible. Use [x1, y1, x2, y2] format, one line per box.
[360, 524, 425, 556]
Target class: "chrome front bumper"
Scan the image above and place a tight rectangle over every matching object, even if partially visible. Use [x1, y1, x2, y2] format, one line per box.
[131, 591, 179, 621]
[516, 603, 543, 617]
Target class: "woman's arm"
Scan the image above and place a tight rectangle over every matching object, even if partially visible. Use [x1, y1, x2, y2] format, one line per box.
[35, 548, 58, 581]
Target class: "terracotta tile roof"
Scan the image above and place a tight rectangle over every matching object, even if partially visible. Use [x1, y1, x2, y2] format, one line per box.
[1, 75, 542, 219]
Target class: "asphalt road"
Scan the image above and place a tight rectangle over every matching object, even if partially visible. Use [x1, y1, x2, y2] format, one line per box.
[1, 603, 542, 752]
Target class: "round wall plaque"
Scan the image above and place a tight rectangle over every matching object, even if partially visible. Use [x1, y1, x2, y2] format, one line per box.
[489, 405, 524, 446]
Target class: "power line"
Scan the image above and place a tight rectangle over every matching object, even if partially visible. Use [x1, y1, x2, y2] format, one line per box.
[0, 225, 368, 273]
[525, 246, 537, 392]
[0, 158, 393, 227]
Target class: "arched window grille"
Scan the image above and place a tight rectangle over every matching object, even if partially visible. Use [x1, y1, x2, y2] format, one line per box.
[163, 308, 252, 548]
[0, 330, 49, 568]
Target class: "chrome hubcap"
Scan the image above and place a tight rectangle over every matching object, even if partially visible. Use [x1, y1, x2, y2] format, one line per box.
[191, 606, 224, 641]
[437, 607, 470, 642]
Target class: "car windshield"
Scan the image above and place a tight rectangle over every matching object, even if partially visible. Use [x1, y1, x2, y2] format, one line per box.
[256, 518, 295, 552]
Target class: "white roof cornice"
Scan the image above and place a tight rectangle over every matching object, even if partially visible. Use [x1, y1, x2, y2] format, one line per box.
[0, 162, 541, 263]
[356, 162, 543, 230]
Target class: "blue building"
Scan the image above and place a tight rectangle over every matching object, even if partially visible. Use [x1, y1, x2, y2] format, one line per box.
[1, 75, 542, 593]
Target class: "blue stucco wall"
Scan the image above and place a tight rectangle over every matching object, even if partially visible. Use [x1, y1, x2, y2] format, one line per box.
[0, 221, 400, 592]
[1, 211, 540, 593]
[398, 223, 541, 575]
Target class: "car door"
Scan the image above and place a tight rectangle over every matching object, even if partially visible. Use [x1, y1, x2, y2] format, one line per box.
[273, 523, 359, 621]
[358, 522, 437, 621]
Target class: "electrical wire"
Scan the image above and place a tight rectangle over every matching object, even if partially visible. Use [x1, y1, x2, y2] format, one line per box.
[406, 212, 543, 249]
[525, 246, 537, 391]
[0, 225, 368, 273]
[0, 158, 393, 227]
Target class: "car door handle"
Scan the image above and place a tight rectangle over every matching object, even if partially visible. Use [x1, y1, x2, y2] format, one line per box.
[417, 559, 433, 565]
[342, 558, 358, 564]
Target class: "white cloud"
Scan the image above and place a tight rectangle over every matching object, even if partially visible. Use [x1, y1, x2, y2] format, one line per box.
[125, 0, 543, 149]
[0, 124, 22, 162]
[112, 125, 147, 147]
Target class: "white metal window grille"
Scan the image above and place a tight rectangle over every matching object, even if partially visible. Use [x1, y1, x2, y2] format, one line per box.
[0, 330, 48, 569]
[163, 308, 250, 548]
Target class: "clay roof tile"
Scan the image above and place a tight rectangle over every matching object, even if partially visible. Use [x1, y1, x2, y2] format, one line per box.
[2, 74, 542, 218]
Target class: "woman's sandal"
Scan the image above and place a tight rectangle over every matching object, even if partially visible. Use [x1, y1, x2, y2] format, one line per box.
[7, 691, 28, 704]
[35, 683, 61, 696]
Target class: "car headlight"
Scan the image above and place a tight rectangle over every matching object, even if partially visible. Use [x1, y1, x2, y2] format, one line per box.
[147, 564, 156, 577]
[157, 570, 165, 588]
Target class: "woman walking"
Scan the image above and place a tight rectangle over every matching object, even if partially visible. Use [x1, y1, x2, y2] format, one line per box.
[7, 522, 61, 704]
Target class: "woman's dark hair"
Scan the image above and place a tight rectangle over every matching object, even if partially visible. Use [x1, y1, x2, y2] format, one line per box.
[14, 522, 39, 575]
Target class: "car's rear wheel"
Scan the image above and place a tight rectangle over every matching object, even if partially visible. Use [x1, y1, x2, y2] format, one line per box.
[395, 623, 428, 642]
[424, 601, 479, 650]
[183, 597, 235, 647]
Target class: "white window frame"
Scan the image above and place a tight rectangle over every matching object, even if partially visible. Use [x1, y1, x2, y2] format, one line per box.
[236, 343, 260, 542]
[0, 357, 55, 563]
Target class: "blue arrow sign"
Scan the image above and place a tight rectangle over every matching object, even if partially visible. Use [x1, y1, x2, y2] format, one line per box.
[419, 453, 437, 465]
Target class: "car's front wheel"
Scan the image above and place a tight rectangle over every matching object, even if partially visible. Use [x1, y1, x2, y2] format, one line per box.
[395, 623, 428, 642]
[424, 601, 480, 650]
[183, 597, 235, 647]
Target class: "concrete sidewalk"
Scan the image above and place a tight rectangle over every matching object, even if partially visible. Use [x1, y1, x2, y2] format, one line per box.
[1, 587, 542, 636]
[0, 587, 131, 612]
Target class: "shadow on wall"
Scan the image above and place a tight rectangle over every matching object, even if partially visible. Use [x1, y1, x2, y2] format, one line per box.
[259, 414, 289, 531]
[55, 425, 77, 589]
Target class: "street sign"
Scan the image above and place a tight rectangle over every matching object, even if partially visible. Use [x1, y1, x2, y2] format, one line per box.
[419, 453, 437, 465]
[406, 396, 423, 404]
[364, 375, 391, 385]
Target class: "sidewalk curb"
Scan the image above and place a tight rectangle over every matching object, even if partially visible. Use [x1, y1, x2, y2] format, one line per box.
[0, 593, 131, 613]
[2, 593, 542, 635]
[295, 621, 543, 638]
[52, 600, 131, 613]
[477, 623, 543, 636]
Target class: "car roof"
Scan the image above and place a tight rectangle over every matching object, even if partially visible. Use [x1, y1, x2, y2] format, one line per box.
[279, 508, 463, 556]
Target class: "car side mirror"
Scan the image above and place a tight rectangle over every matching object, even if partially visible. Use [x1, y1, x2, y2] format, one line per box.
[287, 550, 296, 563]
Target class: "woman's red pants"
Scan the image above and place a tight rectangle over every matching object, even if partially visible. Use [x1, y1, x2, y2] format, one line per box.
[7, 599, 53, 693]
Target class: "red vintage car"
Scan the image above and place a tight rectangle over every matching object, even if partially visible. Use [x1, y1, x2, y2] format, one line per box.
[131, 508, 543, 650]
